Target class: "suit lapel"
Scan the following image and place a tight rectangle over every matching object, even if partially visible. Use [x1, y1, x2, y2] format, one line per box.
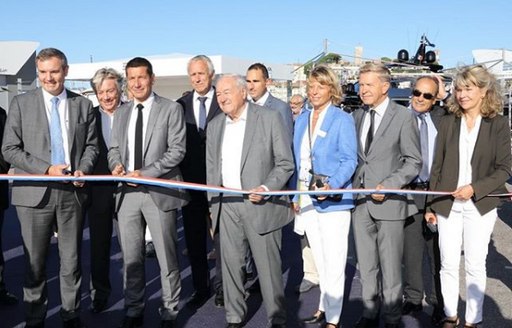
[66, 90, 78, 155]
[144, 95, 160, 155]
[207, 94, 222, 123]
[184, 93, 196, 126]
[368, 102, 397, 154]
[240, 104, 257, 171]
[354, 108, 366, 156]
[312, 106, 335, 151]
[118, 102, 133, 164]
[36, 89, 51, 149]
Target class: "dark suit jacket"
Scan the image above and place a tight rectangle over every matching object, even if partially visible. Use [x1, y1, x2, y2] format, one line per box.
[108, 94, 189, 212]
[2, 88, 99, 207]
[428, 114, 511, 217]
[206, 102, 294, 234]
[91, 106, 111, 175]
[177, 90, 222, 184]
[0, 107, 9, 210]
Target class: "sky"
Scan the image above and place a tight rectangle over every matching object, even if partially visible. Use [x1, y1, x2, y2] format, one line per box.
[2, 0, 512, 70]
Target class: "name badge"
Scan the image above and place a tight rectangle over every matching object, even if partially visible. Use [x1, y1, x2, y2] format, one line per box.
[317, 130, 327, 138]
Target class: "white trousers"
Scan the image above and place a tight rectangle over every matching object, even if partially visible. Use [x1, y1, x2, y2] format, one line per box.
[298, 198, 351, 324]
[437, 201, 496, 324]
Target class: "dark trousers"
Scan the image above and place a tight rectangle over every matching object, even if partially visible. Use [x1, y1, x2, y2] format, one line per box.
[182, 190, 210, 294]
[0, 209, 6, 292]
[403, 192, 443, 307]
[17, 186, 84, 325]
[87, 183, 117, 302]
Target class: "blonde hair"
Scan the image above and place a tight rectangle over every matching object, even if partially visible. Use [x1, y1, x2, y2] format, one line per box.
[448, 65, 503, 118]
[358, 62, 391, 83]
[307, 65, 343, 106]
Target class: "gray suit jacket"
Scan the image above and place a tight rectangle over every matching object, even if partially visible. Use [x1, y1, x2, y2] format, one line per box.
[352, 100, 422, 220]
[108, 94, 189, 212]
[263, 93, 294, 140]
[2, 88, 98, 207]
[206, 102, 294, 234]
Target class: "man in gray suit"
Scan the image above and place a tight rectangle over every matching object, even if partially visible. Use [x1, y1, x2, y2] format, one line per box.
[246, 63, 293, 138]
[108, 57, 188, 328]
[2, 48, 98, 328]
[206, 74, 294, 328]
[351, 63, 421, 328]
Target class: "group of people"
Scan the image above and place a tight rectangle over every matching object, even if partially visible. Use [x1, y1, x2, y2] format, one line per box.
[0, 47, 509, 328]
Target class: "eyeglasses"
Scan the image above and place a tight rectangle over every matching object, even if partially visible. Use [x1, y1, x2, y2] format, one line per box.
[412, 89, 435, 100]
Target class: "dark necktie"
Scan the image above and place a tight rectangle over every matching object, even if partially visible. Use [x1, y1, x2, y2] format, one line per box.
[50, 96, 65, 164]
[198, 96, 207, 131]
[364, 109, 375, 155]
[418, 113, 429, 181]
[134, 104, 144, 170]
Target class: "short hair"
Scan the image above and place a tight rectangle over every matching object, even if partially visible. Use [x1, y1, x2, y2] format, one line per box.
[290, 94, 305, 103]
[358, 62, 391, 83]
[125, 57, 153, 76]
[188, 55, 215, 76]
[413, 76, 440, 98]
[247, 63, 269, 79]
[36, 47, 68, 68]
[448, 65, 503, 118]
[217, 74, 247, 91]
[307, 65, 343, 106]
[90, 68, 123, 94]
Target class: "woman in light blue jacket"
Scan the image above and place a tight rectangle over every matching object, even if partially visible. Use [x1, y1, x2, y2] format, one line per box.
[291, 65, 357, 328]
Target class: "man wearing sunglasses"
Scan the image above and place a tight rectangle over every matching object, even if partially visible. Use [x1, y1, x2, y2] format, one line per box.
[402, 76, 449, 326]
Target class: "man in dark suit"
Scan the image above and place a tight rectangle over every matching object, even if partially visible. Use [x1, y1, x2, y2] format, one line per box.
[177, 55, 224, 308]
[2, 48, 99, 328]
[401, 76, 448, 326]
[351, 63, 421, 328]
[87, 67, 124, 313]
[108, 57, 188, 328]
[246, 63, 293, 138]
[206, 74, 294, 328]
[0, 106, 18, 307]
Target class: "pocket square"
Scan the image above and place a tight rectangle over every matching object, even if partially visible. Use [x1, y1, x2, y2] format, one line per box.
[317, 130, 327, 137]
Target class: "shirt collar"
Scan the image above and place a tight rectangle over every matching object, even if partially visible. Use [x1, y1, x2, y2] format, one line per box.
[371, 97, 389, 117]
[133, 92, 155, 110]
[194, 88, 214, 102]
[42, 88, 66, 105]
[226, 103, 248, 124]
[252, 90, 270, 106]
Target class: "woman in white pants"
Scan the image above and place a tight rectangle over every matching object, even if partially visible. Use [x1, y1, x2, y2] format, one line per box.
[291, 65, 358, 328]
[425, 65, 511, 328]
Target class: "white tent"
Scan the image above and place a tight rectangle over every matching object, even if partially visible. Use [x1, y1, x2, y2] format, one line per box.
[68, 54, 293, 101]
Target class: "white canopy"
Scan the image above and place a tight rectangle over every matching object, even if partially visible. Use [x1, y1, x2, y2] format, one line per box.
[0, 41, 39, 75]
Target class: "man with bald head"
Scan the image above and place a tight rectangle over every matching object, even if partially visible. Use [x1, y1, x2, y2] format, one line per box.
[206, 74, 294, 328]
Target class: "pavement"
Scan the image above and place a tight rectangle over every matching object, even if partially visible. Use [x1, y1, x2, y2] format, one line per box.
[0, 199, 511, 328]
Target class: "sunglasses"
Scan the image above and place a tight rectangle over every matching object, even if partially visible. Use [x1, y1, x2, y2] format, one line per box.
[412, 89, 435, 100]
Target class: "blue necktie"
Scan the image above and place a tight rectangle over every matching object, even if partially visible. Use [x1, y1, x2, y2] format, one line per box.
[419, 113, 429, 182]
[198, 96, 207, 131]
[50, 96, 65, 165]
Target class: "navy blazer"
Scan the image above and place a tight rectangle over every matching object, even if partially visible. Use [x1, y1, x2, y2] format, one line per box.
[290, 105, 358, 212]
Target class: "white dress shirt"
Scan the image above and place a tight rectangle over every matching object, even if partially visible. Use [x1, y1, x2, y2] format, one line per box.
[221, 104, 248, 190]
[42, 89, 70, 167]
[360, 97, 389, 151]
[251, 90, 270, 106]
[193, 88, 214, 129]
[127, 94, 155, 172]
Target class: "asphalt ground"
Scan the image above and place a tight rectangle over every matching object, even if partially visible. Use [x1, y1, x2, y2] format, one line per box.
[0, 198, 510, 328]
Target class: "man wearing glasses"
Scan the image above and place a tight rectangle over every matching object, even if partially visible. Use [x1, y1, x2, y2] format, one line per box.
[402, 76, 448, 326]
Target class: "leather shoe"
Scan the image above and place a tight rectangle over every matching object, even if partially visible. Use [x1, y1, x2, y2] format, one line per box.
[145, 242, 156, 258]
[226, 323, 244, 328]
[401, 301, 422, 315]
[353, 316, 379, 328]
[89, 299, 108, 313]
[214, 289, 224, 308]
[160, 319, 176, 328]
[0, 289, 18, 305]
[118, 316, 143, 328]
[384, 324, 399, 328]
[63, 317, 85, 328]
[25, 322, 44, 328]
[186, 291, 210, 308]
[295, 279, 319, 293]
[302, 311, 325, 324]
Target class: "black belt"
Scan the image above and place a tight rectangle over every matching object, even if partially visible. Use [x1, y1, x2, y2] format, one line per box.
[407, 181, 429, 190]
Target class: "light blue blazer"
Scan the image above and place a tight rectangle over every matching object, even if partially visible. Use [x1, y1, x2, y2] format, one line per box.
[290, 105, 358, 212]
